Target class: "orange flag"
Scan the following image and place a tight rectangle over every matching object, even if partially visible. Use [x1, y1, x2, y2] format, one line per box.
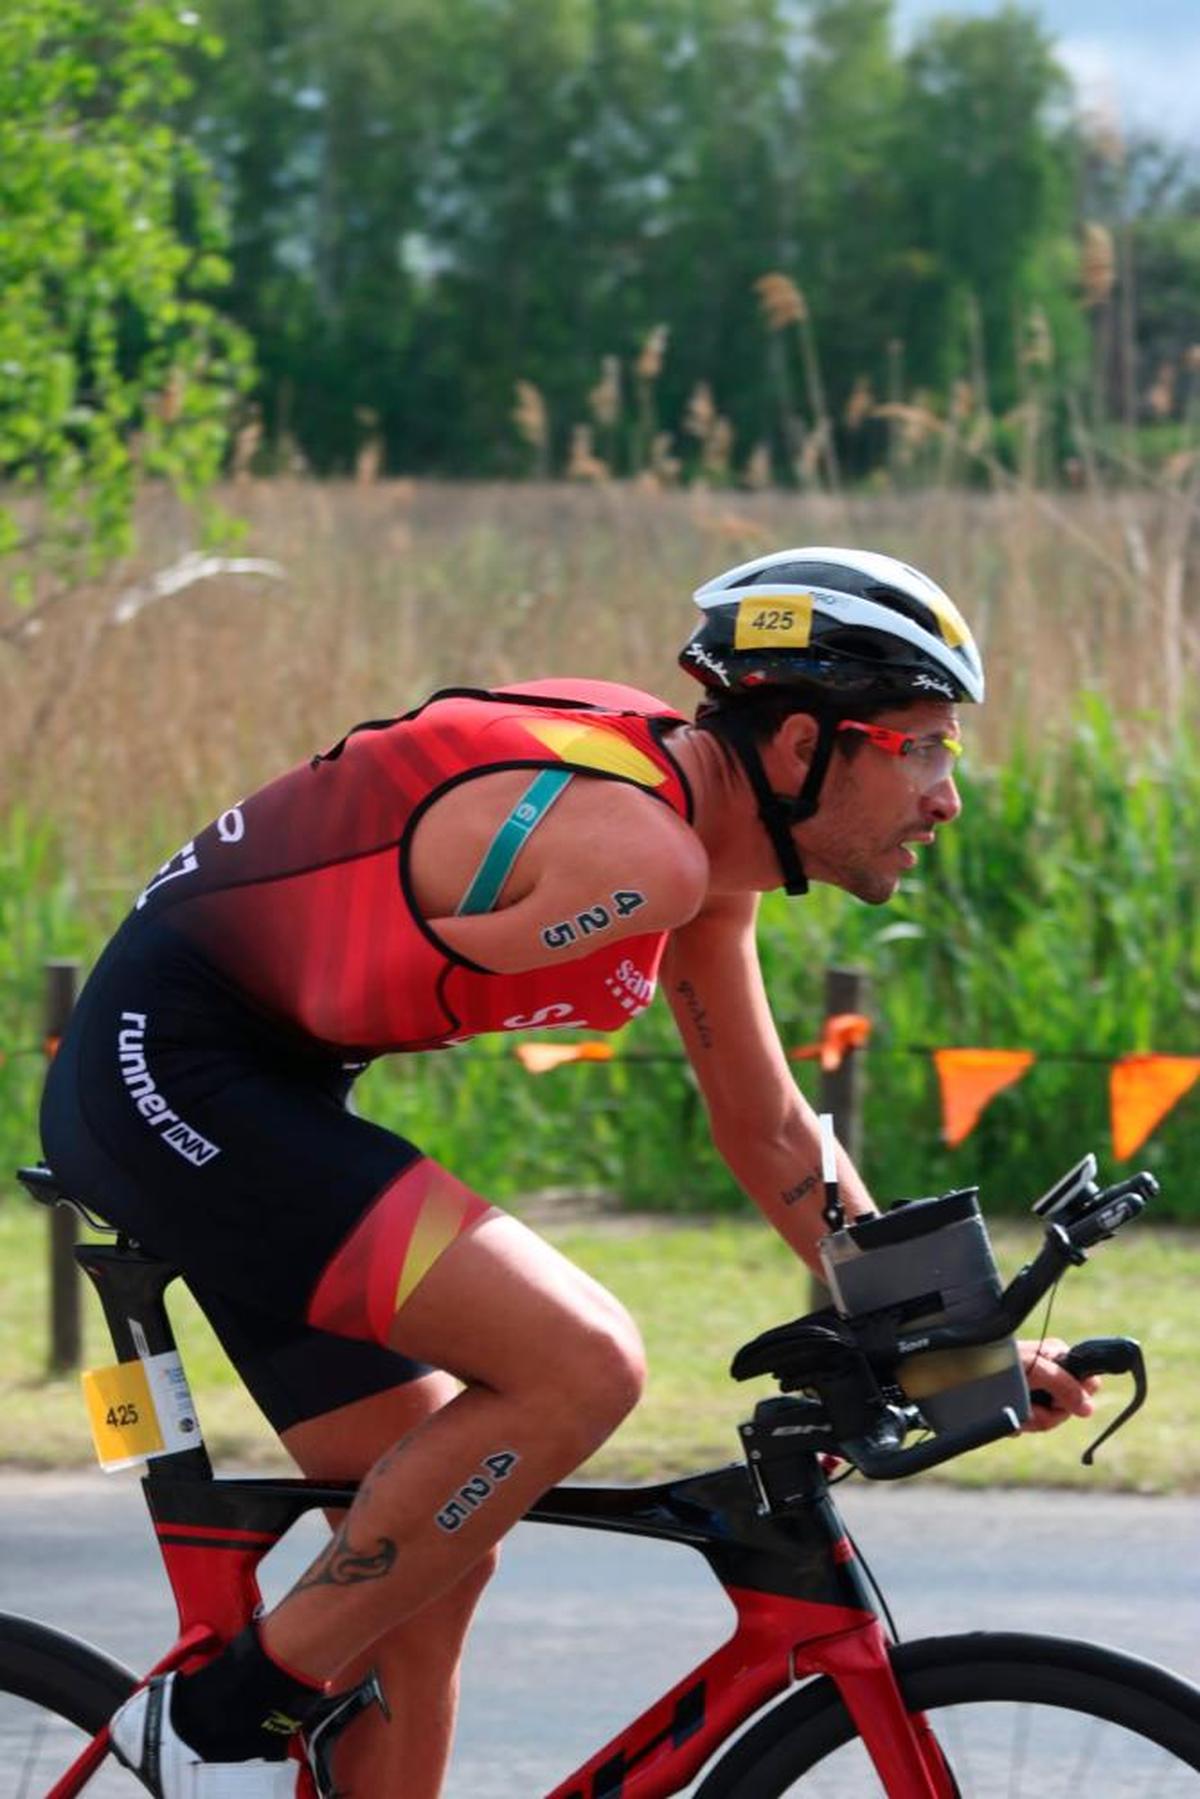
[934, 1048, 1035, 1147]
[788, 1012, 872, 1072]
[1110, 1055, 1200, 1160]
[515, 1041, 615, 1075]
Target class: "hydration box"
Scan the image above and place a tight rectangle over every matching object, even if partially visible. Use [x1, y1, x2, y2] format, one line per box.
[818, 1188, 1030, 1433]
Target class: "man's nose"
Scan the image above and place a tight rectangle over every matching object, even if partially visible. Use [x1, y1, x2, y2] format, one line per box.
[923, 772, 962, 824]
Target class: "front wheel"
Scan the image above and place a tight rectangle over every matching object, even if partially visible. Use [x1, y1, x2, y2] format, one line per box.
[693, 1631, 1200, 1796]
[0, 1612, 138, 1795]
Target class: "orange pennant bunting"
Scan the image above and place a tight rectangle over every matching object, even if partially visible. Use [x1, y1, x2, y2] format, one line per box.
[934, 1048, 1035, 1147]
[788, 1012, 872, 1072]
[1110, 1055, 1200, 1161]
[515, 1041, 615, 1075]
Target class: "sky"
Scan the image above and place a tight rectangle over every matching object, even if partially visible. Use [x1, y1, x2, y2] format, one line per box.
[893, 1, 1200, 145]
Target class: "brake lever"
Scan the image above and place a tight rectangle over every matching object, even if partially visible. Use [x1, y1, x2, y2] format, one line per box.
[1031, 1336, 1148, 1464]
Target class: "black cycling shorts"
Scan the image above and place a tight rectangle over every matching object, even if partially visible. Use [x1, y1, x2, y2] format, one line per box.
[39, 918, 480, 1432]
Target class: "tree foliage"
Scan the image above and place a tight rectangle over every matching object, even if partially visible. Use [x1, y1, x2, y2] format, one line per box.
[185, 0, 1104, 477]
[892, 11, 1074, 404]
[0, 0, 250, 599]
[8, 0, 1199, 491]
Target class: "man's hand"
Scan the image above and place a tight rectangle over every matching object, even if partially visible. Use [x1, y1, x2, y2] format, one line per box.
[1019, 1337, 1100, 1433]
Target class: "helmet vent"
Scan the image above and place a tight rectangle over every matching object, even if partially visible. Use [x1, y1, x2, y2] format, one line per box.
[822, 623, 926, 667]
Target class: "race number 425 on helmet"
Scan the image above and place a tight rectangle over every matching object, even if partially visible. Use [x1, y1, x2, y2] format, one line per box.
[678, 547, 985, 895]
[680, 545, 984, 706]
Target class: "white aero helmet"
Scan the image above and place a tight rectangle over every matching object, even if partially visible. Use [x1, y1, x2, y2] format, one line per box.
[680, 546, 984, 707]
[679, 548, 983, 897]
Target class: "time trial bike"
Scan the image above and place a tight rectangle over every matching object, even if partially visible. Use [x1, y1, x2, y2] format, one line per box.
[2, 1152, 1199, 1796]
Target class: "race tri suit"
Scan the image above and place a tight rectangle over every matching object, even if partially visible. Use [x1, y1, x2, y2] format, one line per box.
[41, 681, 691, 1427]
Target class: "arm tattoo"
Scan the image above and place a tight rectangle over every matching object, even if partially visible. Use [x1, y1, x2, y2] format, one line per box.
[781, 1171, 820, 1208]
[291, 1521, 397, 1594]
[675, 978, 714, 1049]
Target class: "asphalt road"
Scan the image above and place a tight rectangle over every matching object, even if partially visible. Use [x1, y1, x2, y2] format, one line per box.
[0, 1472, 1197, 1795]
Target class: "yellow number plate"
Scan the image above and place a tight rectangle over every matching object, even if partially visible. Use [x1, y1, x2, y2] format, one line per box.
[81, 1350, 201, 1472]
[734, 593, 814, 650]
[82, 1360, 164, 1469]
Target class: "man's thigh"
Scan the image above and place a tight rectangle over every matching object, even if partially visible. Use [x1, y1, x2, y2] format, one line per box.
[193, 1281, 440, 1438]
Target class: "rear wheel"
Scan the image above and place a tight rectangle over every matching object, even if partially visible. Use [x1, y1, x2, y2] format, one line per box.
[694, 1632, 1200, 1796]
[0, 1612, 137, 1795]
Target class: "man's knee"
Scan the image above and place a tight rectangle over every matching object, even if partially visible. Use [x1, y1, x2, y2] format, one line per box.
[595, 1303, 648, 1420]
[545, 1300, 647, 1443]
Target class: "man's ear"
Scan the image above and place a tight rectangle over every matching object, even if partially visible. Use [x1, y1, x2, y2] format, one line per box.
[772, 710, 820, 775]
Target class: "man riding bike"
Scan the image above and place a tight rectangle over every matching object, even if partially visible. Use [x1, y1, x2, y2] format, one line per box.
[40, 547, 1096, 1797]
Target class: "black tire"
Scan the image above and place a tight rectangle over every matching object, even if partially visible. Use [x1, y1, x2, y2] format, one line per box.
[0, 1611, 137, 1795]
[694, 1631, 1200, 1796]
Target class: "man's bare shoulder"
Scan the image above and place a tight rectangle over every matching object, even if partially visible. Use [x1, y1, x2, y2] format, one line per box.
[542, 776, 709, 919]
[425, 777, 709, 973]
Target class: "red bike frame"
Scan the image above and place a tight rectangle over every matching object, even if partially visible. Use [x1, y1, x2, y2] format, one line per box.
[44, 1462, 953, 1799]
[42, 1242, 954, 1799]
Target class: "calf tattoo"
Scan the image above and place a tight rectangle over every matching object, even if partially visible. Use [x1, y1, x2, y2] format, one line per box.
[436, 1450, 520, 1533]
[292, 1522, 398, 1594]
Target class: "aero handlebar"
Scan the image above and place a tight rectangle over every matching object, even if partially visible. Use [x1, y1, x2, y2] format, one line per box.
[732, 1159, 1157, 1481]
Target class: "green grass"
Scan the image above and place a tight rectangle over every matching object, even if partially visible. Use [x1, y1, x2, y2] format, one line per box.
[2, 1198, 1196, 1492]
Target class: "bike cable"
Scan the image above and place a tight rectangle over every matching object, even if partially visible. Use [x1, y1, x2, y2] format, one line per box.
[842, 1521, 902, 1644]
[1031, 1276, 1064, 1374]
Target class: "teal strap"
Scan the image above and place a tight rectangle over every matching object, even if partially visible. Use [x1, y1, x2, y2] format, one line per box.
[456, 769, 574, 916]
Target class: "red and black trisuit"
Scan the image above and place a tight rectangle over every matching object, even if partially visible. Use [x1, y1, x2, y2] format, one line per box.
[42, 681, 692, 1427]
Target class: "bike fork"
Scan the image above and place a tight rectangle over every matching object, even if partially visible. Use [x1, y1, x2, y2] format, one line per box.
[800, 1617, 958, 1799]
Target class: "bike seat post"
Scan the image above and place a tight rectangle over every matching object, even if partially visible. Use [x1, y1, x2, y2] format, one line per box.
[76, 1242, 213, 1481]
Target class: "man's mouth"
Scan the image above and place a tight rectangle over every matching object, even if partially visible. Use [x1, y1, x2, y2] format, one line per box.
[897, 833, 934, 868]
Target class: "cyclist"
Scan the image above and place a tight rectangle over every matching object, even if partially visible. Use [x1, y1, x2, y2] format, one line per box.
[40, 547, 1097, 1797]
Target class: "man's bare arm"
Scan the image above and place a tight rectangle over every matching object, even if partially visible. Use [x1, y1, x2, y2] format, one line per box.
[662, 891, 876, 1273]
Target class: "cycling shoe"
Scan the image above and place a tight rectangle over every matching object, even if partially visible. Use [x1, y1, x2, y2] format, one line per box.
[110, 1674, 299, 1796]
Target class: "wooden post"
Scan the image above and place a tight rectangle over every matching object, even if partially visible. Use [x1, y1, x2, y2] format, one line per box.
[809, 966, 871, 1310]
[820, 965, 869, 1169]
[45, 959, 81, 1374]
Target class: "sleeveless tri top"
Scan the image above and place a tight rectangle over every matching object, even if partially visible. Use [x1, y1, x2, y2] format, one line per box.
[131, 680, 692, 1056]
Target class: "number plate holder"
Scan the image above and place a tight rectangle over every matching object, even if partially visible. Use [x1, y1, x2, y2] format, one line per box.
[81, 1349, 203, 1472]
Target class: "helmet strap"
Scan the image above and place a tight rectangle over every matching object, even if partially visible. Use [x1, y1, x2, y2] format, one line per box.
[787, 710, 840, 823]
[720, 708, 843, 898]
[721, 711, 810, 897]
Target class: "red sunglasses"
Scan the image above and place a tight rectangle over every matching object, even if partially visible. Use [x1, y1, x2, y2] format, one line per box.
[836, 720, 963, 766]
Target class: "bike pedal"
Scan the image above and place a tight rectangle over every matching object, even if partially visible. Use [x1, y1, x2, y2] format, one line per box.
[299, 1672, 388, 1797]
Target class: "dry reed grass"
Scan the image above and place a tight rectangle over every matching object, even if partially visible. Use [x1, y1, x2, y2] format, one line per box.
[2, 478, 1196, 874]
